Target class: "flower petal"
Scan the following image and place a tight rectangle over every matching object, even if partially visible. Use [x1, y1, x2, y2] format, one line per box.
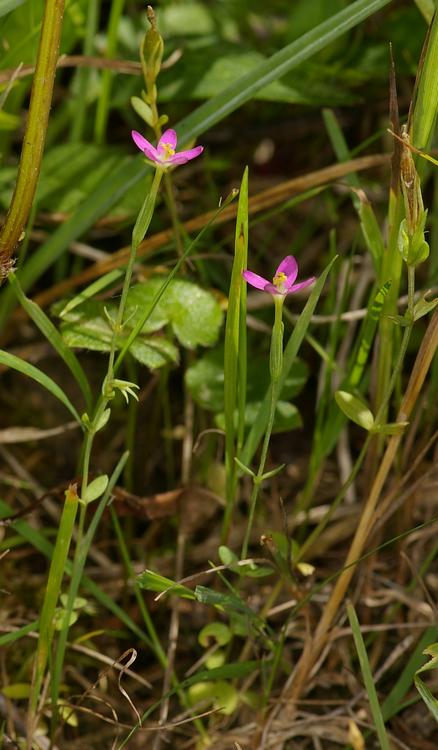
[287, 277, 315, 294]
[276, 255, 298, 285]
[263, 283, 283, 295]
[158, 129, 178, 151]
[131, 130, 159, 161]
[167, 146, 204, 165]
[242, 270, 270, 290]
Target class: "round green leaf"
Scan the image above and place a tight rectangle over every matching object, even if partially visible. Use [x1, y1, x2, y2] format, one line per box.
[335, 390, 375, 431]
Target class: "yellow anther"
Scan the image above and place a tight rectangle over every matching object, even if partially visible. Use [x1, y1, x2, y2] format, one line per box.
[161, 142, 175, 158]
[273, 271, 287, 287]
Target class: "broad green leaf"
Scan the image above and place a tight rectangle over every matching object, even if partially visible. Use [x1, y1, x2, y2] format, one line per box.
[0, 350, 81, 423]
[187, 348, 307, 414]
[123, 279, 223, 348]
[129, 338, 179, 369]
[1, 683, 31, 699]
[188, 680, 238, 716]
[82, 475, 109, 504]
[335, 390, 375, 431]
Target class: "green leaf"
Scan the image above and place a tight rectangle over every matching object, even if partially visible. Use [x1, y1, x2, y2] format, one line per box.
[335, 390, 375, 431]
[137, 570, 195, 600]
[198, 623, 232, 648]
[125, 278, 223, 348]
[0, 350, 81, 424]
[129, 338, 179, 369]
[82, 475, 109, 504]
[372, 421, 409, 436]
[8, 273, 92, 411]
[187, 347, 307, 418]
[1, 683, 31, 699]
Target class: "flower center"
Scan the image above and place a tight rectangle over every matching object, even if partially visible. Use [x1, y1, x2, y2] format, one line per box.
[272, 271, 287, 290]
[161, 142, 175, 159]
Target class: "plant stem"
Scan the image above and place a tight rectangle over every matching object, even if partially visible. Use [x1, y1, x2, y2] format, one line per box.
[241, 297, 284, 559]
[0, 0, 65, 277]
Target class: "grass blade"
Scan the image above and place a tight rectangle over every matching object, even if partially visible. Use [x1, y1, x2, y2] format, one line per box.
[222, 167, 248, 541]
[0, 350, 81, 423]
[8, 272, 93, 411]
[176, 0, 393, 144]
[347, 602, 391, 750]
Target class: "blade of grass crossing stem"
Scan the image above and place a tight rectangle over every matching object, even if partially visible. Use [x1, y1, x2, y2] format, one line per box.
[241, 256, 338, 467]
[28, 484, 79, 721]
[0, 350, 81, 423]
[8, 272, 93, 411]
[347, 603, 391, 749]
[50, 452, 132, 729]
[114, 189, 238, 372]
[58, 269, 124, 318]
[176, 0, 393, 144]
[0, 499, 152, 647]
[222, 168, 248, 542]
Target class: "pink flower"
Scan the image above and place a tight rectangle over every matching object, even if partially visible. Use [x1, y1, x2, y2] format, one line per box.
[242, 255, 315, 297]
[132, 128, 203, 167]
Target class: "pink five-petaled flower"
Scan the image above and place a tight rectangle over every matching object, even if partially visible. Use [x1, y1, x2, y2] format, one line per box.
[132, 128, 203, 168]
[243, 255, 315, 297]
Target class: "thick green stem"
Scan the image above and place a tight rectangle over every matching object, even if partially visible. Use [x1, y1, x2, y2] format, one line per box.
[0, 0, 65, 277]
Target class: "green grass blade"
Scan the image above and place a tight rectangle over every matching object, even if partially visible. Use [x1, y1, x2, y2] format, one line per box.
[222, 167, 248, 541]
[0, 619, 39, 647]
[0, 350, 81, 423]
[412, 9, 438, 150]
[58, 269, 124, 317]
[8, 272, 93, 411]
[381, 626, 437, 720]
[0, 498, 150, 645]
[50, 451, 131, 725]
[176, 0, 393, 144]
[241, 255, 338, 467]
[29, 484, 79, 717]
[347, 602, 391, 749]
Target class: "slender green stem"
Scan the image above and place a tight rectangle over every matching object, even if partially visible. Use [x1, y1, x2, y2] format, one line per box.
[111, 508, 167, 665]
[241, 297, 284, 559]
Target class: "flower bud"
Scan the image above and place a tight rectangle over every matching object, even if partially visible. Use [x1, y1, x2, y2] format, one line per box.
[398, 127, 430, 267]
[141, 6, 164, 84]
